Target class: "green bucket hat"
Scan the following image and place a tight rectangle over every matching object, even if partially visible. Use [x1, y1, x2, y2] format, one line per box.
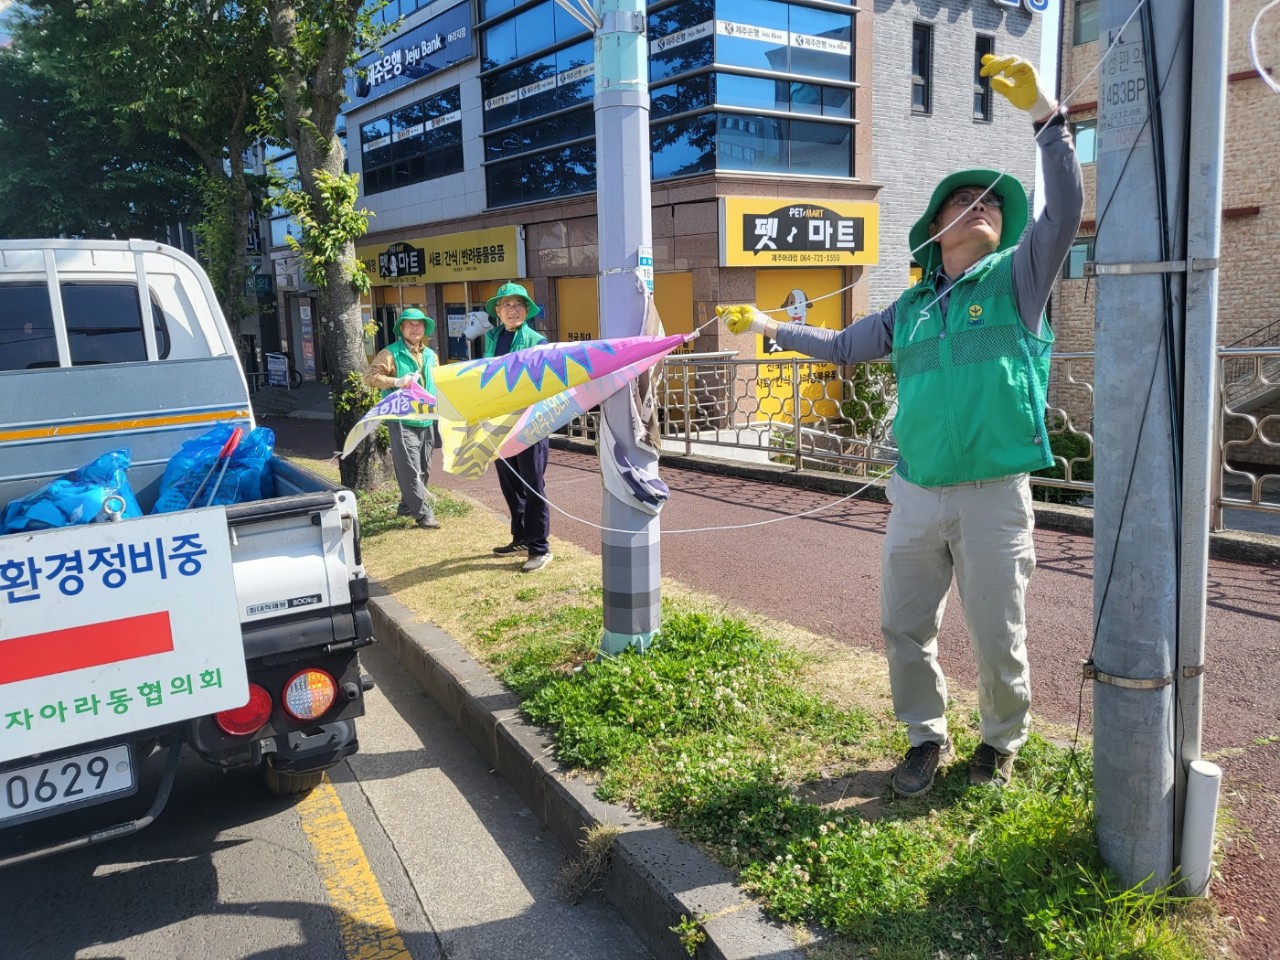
[907, 169, 1029, 277]
[485, 281, 541, 322]
[395, 307, 435, 337]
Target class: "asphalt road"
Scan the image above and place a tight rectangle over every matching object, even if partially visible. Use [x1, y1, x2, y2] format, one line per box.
[271, 416, 1280, 960]
[0, 641, 650, 960]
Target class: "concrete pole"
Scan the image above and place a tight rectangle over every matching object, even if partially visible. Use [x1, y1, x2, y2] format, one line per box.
[1175, 0, 1226, 883]
[594, 0, 660, 654]
[1091, 0, 1190, 891]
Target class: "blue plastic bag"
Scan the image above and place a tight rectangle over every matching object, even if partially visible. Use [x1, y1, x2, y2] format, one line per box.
[151, 424, 276, 514]
[1, 449, 144, 533]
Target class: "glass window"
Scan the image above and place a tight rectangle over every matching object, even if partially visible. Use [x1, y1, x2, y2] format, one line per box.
[788, 5, 853, 82]
[717, 113, 787, 173]
[651, 75, 712, 120]
[0, 283, 58, 371]
[716, 0, 791, 75]
[1073, 0, 1099, 45]
[61, 283, 149, 366]
[482, 16, 517, 70]
[787, 118, 851, 176]
[513, 2, 556, 58]
[649, 0, 713, 82]
[486, 142, 596, 207]
[822, 84, 852, 118]
[718, 73, 788, 112]
[1072, 118, 1097, 163]
[484, 105, 593, 161]
[912, 22, 932, 114]
[552, 1, 591, 45]
[270, 216, 302, 249]
[556, 39, 594, 110]
[482, 0, 518, 20]
[1063, 236, 1095, 279]
[652, 114, 716, 180]
[974, 35, 994, 121]
[362, 86, 463, 195]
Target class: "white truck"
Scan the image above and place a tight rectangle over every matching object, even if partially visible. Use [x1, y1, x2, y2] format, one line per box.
[0, 239, 374, 866]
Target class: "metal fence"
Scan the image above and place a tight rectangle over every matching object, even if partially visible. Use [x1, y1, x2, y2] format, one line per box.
[560, 346, 1280, 532]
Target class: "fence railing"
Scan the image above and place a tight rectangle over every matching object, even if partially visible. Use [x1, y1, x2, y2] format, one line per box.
[559, 346, 1280, 532]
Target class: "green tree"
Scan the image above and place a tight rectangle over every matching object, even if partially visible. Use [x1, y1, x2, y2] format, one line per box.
[0, 24, 202, 239]
[2, 1, 271, 330]
[262, 0, 384, 490]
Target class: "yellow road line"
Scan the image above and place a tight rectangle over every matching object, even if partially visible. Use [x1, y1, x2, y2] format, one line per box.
[297, 777, 414, 960]
[0, 408, 250, 443]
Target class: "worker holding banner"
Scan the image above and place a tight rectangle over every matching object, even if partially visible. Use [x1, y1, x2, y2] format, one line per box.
[363, 307, 441, 530]
[721, 55, 1083, 797]
[483, 282, 553, 572]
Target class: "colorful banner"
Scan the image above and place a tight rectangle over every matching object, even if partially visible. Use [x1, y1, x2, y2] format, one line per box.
[342, 334, 696, 478]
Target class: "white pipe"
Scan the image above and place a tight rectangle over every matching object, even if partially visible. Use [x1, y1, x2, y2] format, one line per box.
[1180, 760, 1223, 896]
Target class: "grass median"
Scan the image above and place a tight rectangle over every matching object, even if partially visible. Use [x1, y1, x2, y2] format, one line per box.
[294, 451, 1223, 960]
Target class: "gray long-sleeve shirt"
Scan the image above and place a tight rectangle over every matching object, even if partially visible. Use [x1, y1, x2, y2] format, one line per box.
[774, 119, 1084, 363]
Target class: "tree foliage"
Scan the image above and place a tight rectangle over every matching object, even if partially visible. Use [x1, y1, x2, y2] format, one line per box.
[0, 24, 202, 239]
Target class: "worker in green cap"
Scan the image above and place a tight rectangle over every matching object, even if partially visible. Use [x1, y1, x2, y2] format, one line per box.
[723, 54, 1083, 797]
[483, 281, 553, 572]
[363, 307, 441, 530]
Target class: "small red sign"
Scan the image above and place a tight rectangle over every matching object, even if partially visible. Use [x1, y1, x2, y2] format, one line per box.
[0, 611, 174, 685]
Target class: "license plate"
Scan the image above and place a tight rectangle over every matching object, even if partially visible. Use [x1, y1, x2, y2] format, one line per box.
[0, 745, 135, 827]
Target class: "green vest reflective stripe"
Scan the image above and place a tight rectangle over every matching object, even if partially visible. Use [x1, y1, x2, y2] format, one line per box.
[890, 249, 1053, 487]
[483, 323, 547, 358]
[381, 340, 438, 429]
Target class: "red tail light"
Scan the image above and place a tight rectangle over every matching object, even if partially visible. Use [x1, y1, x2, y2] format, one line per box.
[215, 683, 273, 736]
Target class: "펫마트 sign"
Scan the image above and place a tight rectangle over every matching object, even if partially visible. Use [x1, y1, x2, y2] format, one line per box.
[719, 198, 879, 268]
[379, 242, 425, 279]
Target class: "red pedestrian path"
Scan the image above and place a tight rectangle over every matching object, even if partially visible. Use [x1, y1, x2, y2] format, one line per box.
[265, 415, 1280, 960]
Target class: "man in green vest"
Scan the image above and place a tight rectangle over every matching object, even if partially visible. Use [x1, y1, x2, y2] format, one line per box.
[723, 55, 1083, 796]
[363, 307, 441, 530]
[483, 281, 553, 572]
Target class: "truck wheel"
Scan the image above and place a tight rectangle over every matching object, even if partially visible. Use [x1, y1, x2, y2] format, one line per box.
[261, 760, 325, 795]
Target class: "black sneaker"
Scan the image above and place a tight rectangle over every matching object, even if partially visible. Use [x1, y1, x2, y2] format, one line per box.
[396, 502, 411, 517]
[493, 540, 527, 555]
[968, 744, 1015, 787]
[892, 738, 954, 797]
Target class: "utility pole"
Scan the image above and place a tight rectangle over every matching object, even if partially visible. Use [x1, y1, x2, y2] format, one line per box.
[593, 0, 660, 654]
[1091, 0, 1225, 892]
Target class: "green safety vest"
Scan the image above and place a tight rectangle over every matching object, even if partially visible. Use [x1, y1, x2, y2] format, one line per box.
[382, 339, 438, 429]
[890, 249, 1054, 487]
[483, 323, 547, 358]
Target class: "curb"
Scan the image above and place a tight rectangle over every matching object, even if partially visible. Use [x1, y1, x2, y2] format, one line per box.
[369, 590, 811, 960]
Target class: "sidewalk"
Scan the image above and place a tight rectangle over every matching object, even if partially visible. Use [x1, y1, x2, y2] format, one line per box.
[263, 410, 1280, 960]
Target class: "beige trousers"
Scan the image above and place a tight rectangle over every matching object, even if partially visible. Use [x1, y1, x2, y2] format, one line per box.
[880, 471, 1036, 754]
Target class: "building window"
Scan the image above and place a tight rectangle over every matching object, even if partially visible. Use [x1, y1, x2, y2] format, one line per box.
[911, 23, 932, 114]
[1073, 0, 1099, 45]
[974, 35, 994, 121]
[1063, 236, 1095, 279]
[1071, 118, 1097, 163]
[360, 86, 464, 195]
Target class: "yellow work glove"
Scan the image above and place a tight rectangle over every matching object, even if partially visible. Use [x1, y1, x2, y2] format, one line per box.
[980, 54, 1057, 122]
[716, 304, 770, 336]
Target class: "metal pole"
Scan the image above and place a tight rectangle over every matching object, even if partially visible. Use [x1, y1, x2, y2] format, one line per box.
[1175, 0, 1226, 882]
[594, 0, 659, 655]
[1091, 0, 1191, 891]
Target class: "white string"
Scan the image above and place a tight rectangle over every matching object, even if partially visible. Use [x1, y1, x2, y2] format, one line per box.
[555, 0, 597, 32]
[1251, 0, 1280, 94]
[752, 0, 1150, 322]
[499, 453, 893, 535]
